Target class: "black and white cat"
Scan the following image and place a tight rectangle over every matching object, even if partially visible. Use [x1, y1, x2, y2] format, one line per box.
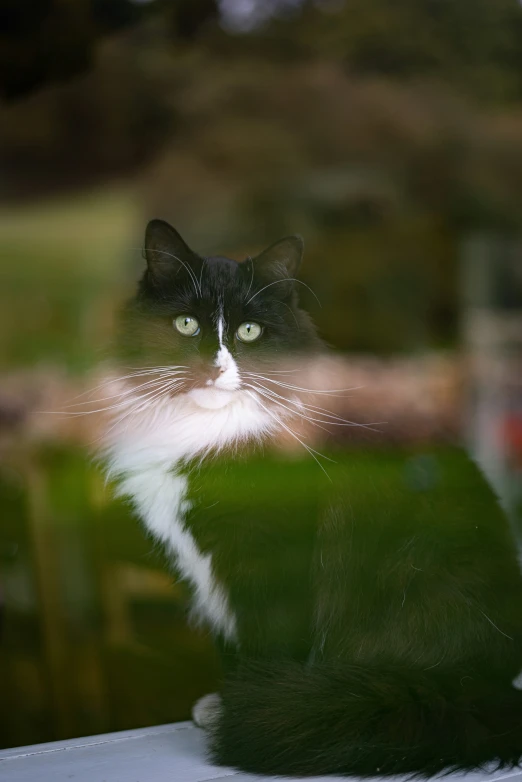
[102, 219, 522, 777]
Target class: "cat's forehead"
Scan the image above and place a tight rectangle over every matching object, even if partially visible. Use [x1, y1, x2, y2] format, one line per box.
[199, 255, 247, 301]
[205, 255, 240, 271]
[139, 251, 261, 317]
[203, 255, 242, 282]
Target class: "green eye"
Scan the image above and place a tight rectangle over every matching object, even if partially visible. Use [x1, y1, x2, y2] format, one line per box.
[236, 322, 262, 343]
[174, 315, 200, 336]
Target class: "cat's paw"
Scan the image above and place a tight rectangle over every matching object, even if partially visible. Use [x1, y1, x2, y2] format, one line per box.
[192, 692, 222, 731]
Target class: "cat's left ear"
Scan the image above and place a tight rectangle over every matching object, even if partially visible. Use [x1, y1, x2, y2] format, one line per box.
[254, 236, 304, 282]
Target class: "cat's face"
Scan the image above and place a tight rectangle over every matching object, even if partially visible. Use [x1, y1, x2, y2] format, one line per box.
[119, 220, 320, 410]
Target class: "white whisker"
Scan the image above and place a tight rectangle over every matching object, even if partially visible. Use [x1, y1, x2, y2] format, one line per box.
[271, 393, 382, 430]
[246, 384, 333, 435]
[279, 300, 300, 329]
[104, 378, 186, 437]
[245, 368, 302, 376]
[245, 389, 334, 480]
[480, 610, 514, 641]
[141, 247, 202, 298]
[120, 365, 189, 372]
[41, 374, 187, 417]
[246, 380, 383, 434]
[61, 366, 188, 404]
[246, 278, 321, 307]
[244, 373, 361, 396]
[59, 371, 187, 409]
[245, 256, 254, 299]
[198, 258, 206, 294]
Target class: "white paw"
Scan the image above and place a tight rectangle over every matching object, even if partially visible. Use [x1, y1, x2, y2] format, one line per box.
[192, 692, 222, 731]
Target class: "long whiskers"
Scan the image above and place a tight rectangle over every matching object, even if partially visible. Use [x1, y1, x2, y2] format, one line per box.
[245, 368, 303, 376]
[59, 366, 189, 405]
[140, 247, 202, 298]
[254, 383, 382, 430]
[108, 378, 185, 431]
[243, 372, 361, 397]
[40, 368, 188, 417]
[245, 389, 334, 480]
[245, 256, 254, 299]
[99, 377, 188, 442]
[245, 384, 334, 436]
[57, 371, 188, 411]
[246, 382, 381, 433]
[246, 278, 321, 307]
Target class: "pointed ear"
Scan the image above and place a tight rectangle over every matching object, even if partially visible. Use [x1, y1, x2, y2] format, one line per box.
[254, 235, 304, 281]
[143, 219, 196, 279]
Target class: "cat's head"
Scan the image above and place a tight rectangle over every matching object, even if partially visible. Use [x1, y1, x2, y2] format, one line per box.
[119, 219, 321, 410]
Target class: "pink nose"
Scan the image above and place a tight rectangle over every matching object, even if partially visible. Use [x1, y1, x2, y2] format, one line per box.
[208, 365, 224, 381]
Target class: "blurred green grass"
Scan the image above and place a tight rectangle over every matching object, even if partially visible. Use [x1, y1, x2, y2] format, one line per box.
[0, 189, 139, 370]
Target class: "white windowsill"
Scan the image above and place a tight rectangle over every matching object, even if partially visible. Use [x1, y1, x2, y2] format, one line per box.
[1, 721, 521, 782]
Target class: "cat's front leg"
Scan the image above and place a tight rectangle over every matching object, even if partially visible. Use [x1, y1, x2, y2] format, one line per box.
[192, 634, 237, 730]
[192, 693, 222, 731]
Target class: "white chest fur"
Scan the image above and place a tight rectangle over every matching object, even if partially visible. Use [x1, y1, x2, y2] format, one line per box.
[103, 391, 274, 641]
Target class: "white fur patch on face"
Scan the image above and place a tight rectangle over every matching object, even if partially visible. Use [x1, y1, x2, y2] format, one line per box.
[215, 342, 234, 371]
[188, 313, 240, 407]
[187, 344, 240, 408]
[217, 314, 225, 347]
[187, 345, 241, 410]
[214, 345, 240, 389]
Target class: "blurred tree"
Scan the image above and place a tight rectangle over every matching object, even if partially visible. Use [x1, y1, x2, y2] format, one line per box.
[0, 0, 139, 100]
[1, 0, 522, 351]
[0, 0, 219, 100]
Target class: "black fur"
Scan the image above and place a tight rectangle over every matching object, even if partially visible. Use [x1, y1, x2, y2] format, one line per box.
[125, 223, 522, 777]
[182, 451, 522, 777]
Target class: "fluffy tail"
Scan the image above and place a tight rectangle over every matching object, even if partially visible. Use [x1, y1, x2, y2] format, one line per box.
[210, 660, 522, 777]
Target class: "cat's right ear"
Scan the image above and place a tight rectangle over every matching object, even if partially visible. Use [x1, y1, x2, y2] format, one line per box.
[143, 220, 196, 280]
[254, 235, 304, 281]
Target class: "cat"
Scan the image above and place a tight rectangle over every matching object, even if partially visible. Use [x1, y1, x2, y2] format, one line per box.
[101, 219, 522, 777]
